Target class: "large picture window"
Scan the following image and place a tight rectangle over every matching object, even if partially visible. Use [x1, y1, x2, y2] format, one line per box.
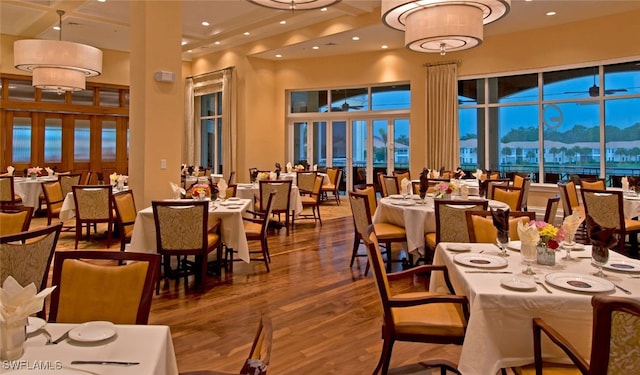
[459, 60, 640, 186]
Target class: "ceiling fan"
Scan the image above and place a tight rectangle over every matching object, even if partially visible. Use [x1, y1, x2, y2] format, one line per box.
[564, 69, 627, 97]
[332, 89, 363, 111]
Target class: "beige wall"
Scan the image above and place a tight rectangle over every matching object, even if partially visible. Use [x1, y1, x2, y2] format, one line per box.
[3, 9, 640, 205]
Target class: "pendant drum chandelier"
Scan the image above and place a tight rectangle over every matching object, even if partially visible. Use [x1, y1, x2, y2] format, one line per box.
[381, 0, 511, 55]
[13, 10, 102, 94]
[247, 0, 341, 11]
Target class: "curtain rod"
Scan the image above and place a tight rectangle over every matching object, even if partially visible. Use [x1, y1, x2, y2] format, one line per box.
[423, 60, 461, 67]
[187, 66, 235, 80]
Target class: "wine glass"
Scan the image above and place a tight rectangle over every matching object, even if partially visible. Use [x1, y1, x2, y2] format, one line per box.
[592, 245, 609, 278]
[496, 230, 510, 257]
[562, 229, 576, 260]
[521, 242, 536, 275]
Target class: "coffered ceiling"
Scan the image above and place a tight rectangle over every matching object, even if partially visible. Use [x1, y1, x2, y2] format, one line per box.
[2, 0, 640, 61]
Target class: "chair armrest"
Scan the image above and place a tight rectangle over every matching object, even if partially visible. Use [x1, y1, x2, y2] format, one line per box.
[533, 317, 589, 375]
[245, 209, 265, 218]
[388, 294, 468, 309]
[386, 264, 447, 281]
[208, 219, 222, 234]
[242, 217, 263, 224]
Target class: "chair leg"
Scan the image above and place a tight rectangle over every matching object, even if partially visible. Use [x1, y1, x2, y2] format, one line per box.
[316, 204, 322, 225]
[350, 234, 360, 267]
[261, 237, 270, 272]
[200, 254, 207, 293]
[334, 189, 340, 205]
[374, 336, 395, 375]
[385, 242, 392, 272]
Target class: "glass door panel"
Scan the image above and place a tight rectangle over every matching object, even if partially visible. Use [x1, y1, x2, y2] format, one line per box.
[44, 117, 62, 164]
[393, 118, 410, 170]
[312, 122, 327, 168]
[373, 119, 388, 179]
[352, 120, 368, 187]
[332, 121, 346, 191]
[293, 122, 308, 165]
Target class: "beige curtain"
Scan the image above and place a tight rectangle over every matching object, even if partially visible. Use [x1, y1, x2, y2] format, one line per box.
[184, 67, 236, 175]
[424, 63, 459, 171]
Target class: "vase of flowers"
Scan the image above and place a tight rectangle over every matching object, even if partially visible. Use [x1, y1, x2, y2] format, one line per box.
[433, 180, 459, 199]
[533, 221, 565, 266]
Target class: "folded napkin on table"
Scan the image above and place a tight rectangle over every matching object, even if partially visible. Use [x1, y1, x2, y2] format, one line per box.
[313, 164, 317, 171]
[430, 169, 440, 178]
[169, 182, 186, 199]
[0, 276, 55, 325]
[585, 214, 617, 249]
[45, 167, 54, 176]
[622, 176, 629, 191]
[7, 166, 15, 176]
[472, 169, 483, 180]
[517, 220, 540, 246]
[217, 178, 228, 199]
[400, 178, 411, 195]
[286, 162, 292, 173]
[562, 212, 584, 238]
[491, 208, 511, 242]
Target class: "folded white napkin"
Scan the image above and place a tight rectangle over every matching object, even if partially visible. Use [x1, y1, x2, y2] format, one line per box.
[7, 166, 15, 176]
[192, 166, 200, 176]
[313, 164, 317, 171]
[286, 162, 292, 173]
[400, 178, 411, 195]
[517, 220, 540, 246]
[217, 178, 228, 199]
[562, 212, 584, 237]
[45, 167, 54, 176]
[460, 184, 469, 198]
[0, 276, 55, 325]
[430, 170, 440, 178]
[472, 169, 483, 180]
[622, 177, 629, 191]
[169, 182, 186, 199]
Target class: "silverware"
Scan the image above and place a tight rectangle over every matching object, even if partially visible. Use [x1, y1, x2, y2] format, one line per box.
[50, 328, 73, 345]
[71, 361, 139, 366]
[613, 283, 632, 295]
[534, 275, 553, 293]
[465, 271, 512, 274]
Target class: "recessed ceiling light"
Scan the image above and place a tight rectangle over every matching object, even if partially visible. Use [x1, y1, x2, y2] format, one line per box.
[381, 45, 388, 49]
[275, 54, 282, 58]
[244, 32, 250, 36]
[201, 21, 210, 26]
[53, 26, 60, 31]
[280, 20, 286, 25]
[312, 46, 319, 50]
[320, 7, 328, 11]
[214, 41, 221, 45]
[97, 0, 106, 2]
[546, 11, 556, 16]
[352, 36, 360, 41]
[181, 41, 187, 46]
[187, 50, 193, 53]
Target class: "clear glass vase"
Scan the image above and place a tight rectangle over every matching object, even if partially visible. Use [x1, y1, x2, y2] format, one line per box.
[536, 244, 556, 266]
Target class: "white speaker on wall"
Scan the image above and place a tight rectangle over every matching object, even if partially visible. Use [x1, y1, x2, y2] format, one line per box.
[154, 71, 175, 83]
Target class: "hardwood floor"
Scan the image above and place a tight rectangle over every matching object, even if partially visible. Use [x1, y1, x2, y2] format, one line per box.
[150, 217, 457, 374]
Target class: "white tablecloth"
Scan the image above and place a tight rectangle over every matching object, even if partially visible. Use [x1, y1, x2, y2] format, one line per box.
[13, 176, 57, 209]
[236, 183, 303, 216]
[279, 172, 330, 185]
[411, 179, 480, 196]
[18, 323, 178, 374]
[128, 199, 251, 262]
[623, 194, 640, 218]
[429, 242, 640, 375]
[372, 196, 508, 257]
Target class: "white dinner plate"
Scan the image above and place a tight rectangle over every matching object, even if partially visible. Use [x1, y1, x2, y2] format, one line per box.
[624, 195, 640, 201]
[500, 276, 536, 291]
[447, 244, 471, 252]
[226, 197, 240, 201]
[545, 272, 615, 293]
[69, 321, 117, 343]
[488, 200, 509, 209]
[388, 194, 404, 199]
[454, 253, 508, 269]
[26, 316, 46, 334]
[223, 205, 241, 209]
[598, 259, 640, 273]
[507, 241, 521, 251]
[391, 200, 416, 206]
[219, 201, 239, 206]
[238, 184, 254, 188]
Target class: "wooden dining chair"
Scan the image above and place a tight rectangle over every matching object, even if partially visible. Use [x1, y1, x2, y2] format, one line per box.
[492, 185, 524, 211]
[485, 178, 511, 199]
[180, 315, 273, 375]
[580, 178, 606, 191]
[225, 184, 238, 198]
[425, 200, 488, 257]
[380, 174, 400, 197]
[348, 191, 406, 275]
[354, 183, 377, 216]
[543, 195, 561, 226]
[0, 175, 22, 207]
[513, 175, 531, 211]
[580, 188, 640, 254]
[82, 170, 93, 185]
[258, 180, 292, 235]
[41, 180, 65, 225]
[393, 170, 411, 191]
[48, 250, 160, 324]
[296, 171, 318, 195]
[152, 200, 222, 293]
[321, 167, 342, 205]
[296, 175, 324, 226]
[112, 189, 137, 251]
[59, 173, 82, 197]
[363, 225, 469, 375]
[72, 185, 114, 249]
[558, 180, 581, 218]
[227, 171, 236, 185]
[514, 295, 640, 375]
[0, 205, 34, 236]
[466, 210, 536, 243]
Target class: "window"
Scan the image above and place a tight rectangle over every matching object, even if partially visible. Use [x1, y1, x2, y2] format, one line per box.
[101, 120, 117, 161]
[44, 118, 62, 163]
[12, 117, 32, 164]
[200, 92, 223, 171]
[459, 60, 640, 185]
[74, 119, 91, 162]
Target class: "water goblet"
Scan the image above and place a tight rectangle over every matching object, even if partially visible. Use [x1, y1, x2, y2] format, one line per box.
[521, 242, 537, 275]
[562, 230, 576, 260]
[496, 230, 510, 257]
[592, 245, 609, 278]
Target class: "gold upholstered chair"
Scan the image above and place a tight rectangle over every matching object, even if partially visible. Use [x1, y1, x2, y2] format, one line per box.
[558, 180, 582, 218]
[425, 200, 488, 257]
[354, 183, 377, 216]
[258, 180, 292, 235]
[0, 205, 33, 236]
[41, 180, 70, 228]
[492, 185, 524, 211]
[515, 295, 640, 375]
[513, 175, 531, 211]
[59, 173, 81, 197]
[544, 195, 561, 226]
[297, 175, 323, 226]
[348, 191, 406, 275]
[580, 178, 606, 191]
[321, 167, 342, 205]
[48, 250, 160, 324]
[180, 315, 273, 375]
[465, 210, 536, 243]
[296, 171, 317, 195]
[0, 175, 22, 206]
[363, 226, 469, 375]
[379, 174, 400, 197]
[152, 200, 222, 293]
[112, 189, 137, 251]
[72, 185, 114, 249]
[580, 188, 640, 253]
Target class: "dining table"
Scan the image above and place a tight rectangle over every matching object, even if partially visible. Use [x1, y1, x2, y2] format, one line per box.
[13, 321, 179, 374]
[372, 195, 509, 258]
[12, 176, 58, 209]
[59, 187, 130, 222]
[429, 242, 640, 375]
[128, 198, 251, 263]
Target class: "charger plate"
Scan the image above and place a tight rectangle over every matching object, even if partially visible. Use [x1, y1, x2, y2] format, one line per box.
[545, 272, 614, 293]
[454, 253, 508, 269]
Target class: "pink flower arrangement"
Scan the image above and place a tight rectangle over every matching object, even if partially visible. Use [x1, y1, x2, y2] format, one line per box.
[532, 221, 565, 250]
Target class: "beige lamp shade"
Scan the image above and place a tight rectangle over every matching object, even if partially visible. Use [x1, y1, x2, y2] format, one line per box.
[14, 39, 102, 92]
[381, 0, 510, 54]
